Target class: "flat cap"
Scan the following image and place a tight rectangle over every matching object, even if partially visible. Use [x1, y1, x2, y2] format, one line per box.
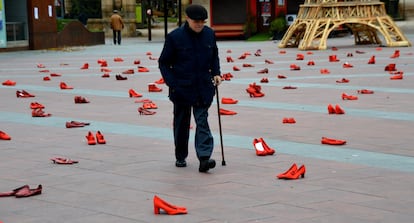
[185, 4, 208, 20]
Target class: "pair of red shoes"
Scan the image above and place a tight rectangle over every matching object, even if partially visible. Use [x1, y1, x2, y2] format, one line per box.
[66, 121, 90, 128]
[307, 60, 315, 66]
[282, 117, 296, 124]
[327, 104, 345, 114]
[153, 195, 187, 215]
[246, 83, 265, 97]
[86, 131, 106, 145]
[0, 131, 11, 140]
[219, 108, 237, 115]
[277, 163, 306, 180]
[74, 96, 89, 103]
[260, 77, 269, 83]
[0, 185, 42, 198]
[221, 97, 238, 104]
[2, 79, 16, 86]
[16, 90, 35, 98]
[321, 136, 346, 145]
[51, 157, 79, 164]
[253, 138, 275, 156]
[320, 69, 330, 74]
[222, 72, 233, 81]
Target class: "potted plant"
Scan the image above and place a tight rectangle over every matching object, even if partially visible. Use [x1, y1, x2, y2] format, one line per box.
[270, 16, 287, 40]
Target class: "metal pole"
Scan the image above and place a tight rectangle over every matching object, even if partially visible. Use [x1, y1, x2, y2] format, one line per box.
[215, 86, 226, 166]
[164, 0, 168, 38]
[147, 0, 152, 41]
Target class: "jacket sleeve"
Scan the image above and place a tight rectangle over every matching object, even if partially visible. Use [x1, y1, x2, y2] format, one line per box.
[158, 35, 176, 88]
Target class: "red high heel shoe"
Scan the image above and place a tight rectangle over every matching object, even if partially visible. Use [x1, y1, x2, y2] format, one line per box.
[96, 131, 106, 144]
[253, 138, 268, 156]
[321, 136, 346, 145]
[246, 87, 264, 97]
[342, 93, 358, 100]
[138, 107, 156, 115]
[80, 63, 89, 69]
[0, 131, 11, 140]
[155, 78, 165, 84]
[74, 96, 90, 103]
[221, 97, 238, 104]
[265, 59, 274, 64]
[384, 63, 396, 71]
[296, 53, 304, 60]
[258, 138, 275, 155]
[219, 108, 237, 115]
[15, 184, 42, 198]
[290, 64, 301, 70]
[390, 73, 403, 80]
[153, 195, 187, 215]
[357, 89, 374, 94]
[60, 82, 74, 90]
[277, 163, 297, 179]
[335, 104, 345, 114]
[32, 108, 51, 117]
[129, 89, 142, 98]
[2, 79, 16, 86]
[86, 131, 96, 145]
[307, 60, 315, 66]
[226, 56, 234, 63]
[277, 164, 306, 180]
[0, 185, 28, 197]
[51, 157, 79, 164]
[16, 90, 35, 98]
[282, 117, 296, 124]
[257, 68, 268, 74]
[336, 78, 349, 83]
[114, 57, 124, 62]
[260, 77, 269, 83]
[122, 69, 134, 74]
[390, 50, 400, 58]
[138, 66, 149, 72]
[148, 83, 162, 92]
[327, 104, 336, 114]
[233, 66, 240, 71]
[368, 56, 375, 64]
[30, 102, 45, 109]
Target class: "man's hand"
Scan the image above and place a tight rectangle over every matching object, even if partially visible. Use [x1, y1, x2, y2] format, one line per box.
[213, 75, 222, 86]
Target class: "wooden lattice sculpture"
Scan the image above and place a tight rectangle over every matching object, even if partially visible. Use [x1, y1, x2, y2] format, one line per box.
[279, 0, 412, 50]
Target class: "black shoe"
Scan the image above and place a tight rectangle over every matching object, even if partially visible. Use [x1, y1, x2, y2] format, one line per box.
[199, 158, 216, 173]
[175, 160, 187, 167]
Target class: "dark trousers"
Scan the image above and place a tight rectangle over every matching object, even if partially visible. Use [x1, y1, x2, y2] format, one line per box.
[173, 104, 214, 162]
[113, 30, 121, 45]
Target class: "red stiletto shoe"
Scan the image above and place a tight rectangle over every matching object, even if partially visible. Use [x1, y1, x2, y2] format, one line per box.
[129, 89, 143, 98]
[155, 78, 165, 84]
[15, 184, 42, 198]
[296, 53, 304, 60]
[257, 68, 268, 74]
[86, 131, 96, 145]
[343, 62, 353, 68]
[357, 89, 374, 94]
[153, 195, 187, 215]
[290, 64, 300, 70]
[336, 78, 349, 83]
[321, 136, 346, 145]
[80, 63, 89, 69]
[246, 87, 264, 98]
[122, 69, 134, 74]
[0, 131, 11, 140]
[282, 117, 296, 124]
[233, 66, 240, 71]
[258, 137, 275, 155]
[221, 97, 238, 104]
[148, 83, 162, 92]
[253, 138, 268, 156]
[277, 163, 297, 179]
[327, 104, 336, 114]
[368, 56, 375, 64]
[329, 55, 340, 62]
[51, 157, 79, 164]
[278, 164, 306, 180]
[60, 82, 74, 89]
[2, 80, 16, 86]
[390, 73, 403, 80]
[342, 93, 358, 100]
[114, 57, 124, 62]
[138, 107, 156, 115]
[277, 74, 286, 79]
[265, 59, 274, 64]
[390, 50, 400, 58]
[96, 131, 106, 144]
[16, 90, 35, 98]
[32, 108, 51, 117]
[0, 185, 28, 197]
[219, 108, 237, 115]
[30, 102, 45, 109]
[335, 104, 345, 114]
[384, 63, 396, 71]
[138, 66, 149, 72]
[74, 96, 90, 103]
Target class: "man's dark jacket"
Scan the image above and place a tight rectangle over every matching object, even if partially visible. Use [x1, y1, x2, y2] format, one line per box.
[158, 22, 221, 106]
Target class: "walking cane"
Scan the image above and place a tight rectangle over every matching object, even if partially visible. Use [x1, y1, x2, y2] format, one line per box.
[215, 86, 226, 166]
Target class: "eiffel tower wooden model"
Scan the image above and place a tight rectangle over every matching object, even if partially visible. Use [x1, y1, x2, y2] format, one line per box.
[278, 0, 412, 50]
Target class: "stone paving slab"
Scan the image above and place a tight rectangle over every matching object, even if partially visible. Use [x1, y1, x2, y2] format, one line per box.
[0, 30, 414, 222]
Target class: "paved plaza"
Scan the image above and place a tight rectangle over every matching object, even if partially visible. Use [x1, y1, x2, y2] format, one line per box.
[0, 26, 414, 222]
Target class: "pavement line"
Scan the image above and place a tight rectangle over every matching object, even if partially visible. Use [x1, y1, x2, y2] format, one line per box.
[1, 111, 413, 173]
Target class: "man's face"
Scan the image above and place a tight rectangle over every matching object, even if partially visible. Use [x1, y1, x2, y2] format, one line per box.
[187, 17, 206, 33]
